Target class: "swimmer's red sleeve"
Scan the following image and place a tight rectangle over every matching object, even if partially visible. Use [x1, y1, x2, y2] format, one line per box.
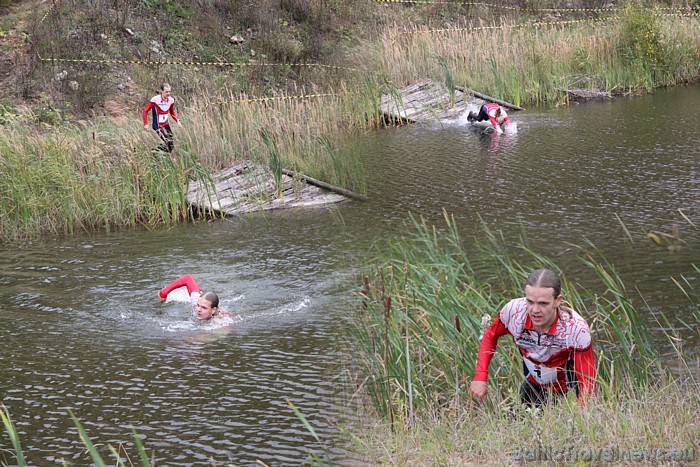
[473, 313, 511, 382]
[158, 274, 200, 299]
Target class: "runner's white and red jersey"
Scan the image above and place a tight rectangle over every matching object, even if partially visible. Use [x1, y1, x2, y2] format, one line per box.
[474, 297, 596, 399]
[143, 95, 179, 128]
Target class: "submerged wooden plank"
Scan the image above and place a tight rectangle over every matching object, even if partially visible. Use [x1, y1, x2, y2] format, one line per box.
[188, 162, 350, 217]
[456, 86, 525, 111]
[381, 79, 522, 124]
[381, 79, 471, 123]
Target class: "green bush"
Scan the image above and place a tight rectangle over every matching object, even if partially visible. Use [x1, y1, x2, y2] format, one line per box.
[618, 1, 665, 72]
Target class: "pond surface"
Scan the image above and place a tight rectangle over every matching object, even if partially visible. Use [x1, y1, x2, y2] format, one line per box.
[1, 86, 698, 465]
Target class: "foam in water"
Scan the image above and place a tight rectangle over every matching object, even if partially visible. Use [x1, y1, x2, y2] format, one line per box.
[163, 286, 191, 303]
[504, 121, 518, 134]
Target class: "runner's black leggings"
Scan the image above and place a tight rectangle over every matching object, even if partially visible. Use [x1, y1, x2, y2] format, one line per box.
[155, 124, 174, 152]
[475, 105, 490, 122]
[520, 380, 579, 407]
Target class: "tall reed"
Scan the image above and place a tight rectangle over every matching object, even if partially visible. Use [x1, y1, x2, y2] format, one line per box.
[0, 118, 212, 240]
[183, 81, 376, 187]
[0, 405, 26, 467]
[349, 212, 695, 420]
[259, 127, 284, 199]
[353, 376, 700, 464]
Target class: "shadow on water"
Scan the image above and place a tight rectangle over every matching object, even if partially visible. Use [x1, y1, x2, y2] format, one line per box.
[0, 86, 698, 464]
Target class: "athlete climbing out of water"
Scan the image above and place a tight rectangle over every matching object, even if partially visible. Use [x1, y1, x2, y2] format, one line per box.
[158, 274, 230, 321]
[468, 102, 511, 131]
[143, 83, 182, 153]
[469, 269, 596, 407]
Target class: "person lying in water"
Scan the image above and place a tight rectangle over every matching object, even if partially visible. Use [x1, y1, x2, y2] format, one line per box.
[468, 102, 512, 131]
[158, 274, 232, 321]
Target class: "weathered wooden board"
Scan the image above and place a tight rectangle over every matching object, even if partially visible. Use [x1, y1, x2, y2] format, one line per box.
[381, 79, 523, 124]
[188, 163, 348, 217]
[381, 79, 479, 124]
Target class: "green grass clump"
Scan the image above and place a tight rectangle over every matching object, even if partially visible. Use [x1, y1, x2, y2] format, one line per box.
[0, 117, 212, 240]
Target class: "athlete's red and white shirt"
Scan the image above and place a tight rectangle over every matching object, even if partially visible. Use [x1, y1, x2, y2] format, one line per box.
[473, 297, 596, 400]
[143, 95, 179, 128]
[484, 102, 511, 128]
[158, 274, 232, 320]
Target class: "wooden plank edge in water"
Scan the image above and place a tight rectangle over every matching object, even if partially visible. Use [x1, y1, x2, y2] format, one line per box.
[188, 165, 366, 218]
[456, 86, 525, 111]
[281, 169, 369, 202]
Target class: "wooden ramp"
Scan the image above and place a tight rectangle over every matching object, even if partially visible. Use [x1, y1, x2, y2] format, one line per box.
[381, 79, 523, 124]
[188, 163, 350, 217]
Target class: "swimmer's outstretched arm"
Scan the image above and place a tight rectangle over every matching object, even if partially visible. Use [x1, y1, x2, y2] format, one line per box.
[158, 274, 200, 301]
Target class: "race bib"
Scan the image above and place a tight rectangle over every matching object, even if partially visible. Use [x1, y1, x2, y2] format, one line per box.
[158, 113, 169, 124]
[523, 357, 559, 384]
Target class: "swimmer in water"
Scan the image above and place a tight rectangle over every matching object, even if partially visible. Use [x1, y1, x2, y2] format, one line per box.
[468, 102, 512, 132]
[158, 274, 231, 321]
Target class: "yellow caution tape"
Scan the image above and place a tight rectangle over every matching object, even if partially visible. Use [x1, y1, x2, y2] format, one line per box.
[31, 0, 698, 113]
[374, 0, 698, 13]
[39, 0, 56, 24]
[0, 112, 23, 121]
[391, 16, 616, 42]
[36, 53, 354, 70]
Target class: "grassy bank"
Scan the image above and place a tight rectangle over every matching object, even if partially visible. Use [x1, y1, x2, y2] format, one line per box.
[358, 5, 700, 106]
[347, 213, 699, 463]
[351, 382, 699, 465]
[0, 77, 378, 240]
[2, 1, 700, 240]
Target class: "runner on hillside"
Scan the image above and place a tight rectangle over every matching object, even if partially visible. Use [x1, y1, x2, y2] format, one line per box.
[143, 83, 182, 153]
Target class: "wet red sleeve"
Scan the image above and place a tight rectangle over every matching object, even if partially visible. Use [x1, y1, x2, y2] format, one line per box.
[158, 274, 200, 299]
[574, 346, 596, 401]
[473, 313, 511, 382]
[143, 101, 154, 125]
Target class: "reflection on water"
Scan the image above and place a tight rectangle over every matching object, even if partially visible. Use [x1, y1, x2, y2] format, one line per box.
[1, 86, 699, 464]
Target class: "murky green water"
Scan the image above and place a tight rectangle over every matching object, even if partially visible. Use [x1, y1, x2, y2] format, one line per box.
[1, 86, 698, 465]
